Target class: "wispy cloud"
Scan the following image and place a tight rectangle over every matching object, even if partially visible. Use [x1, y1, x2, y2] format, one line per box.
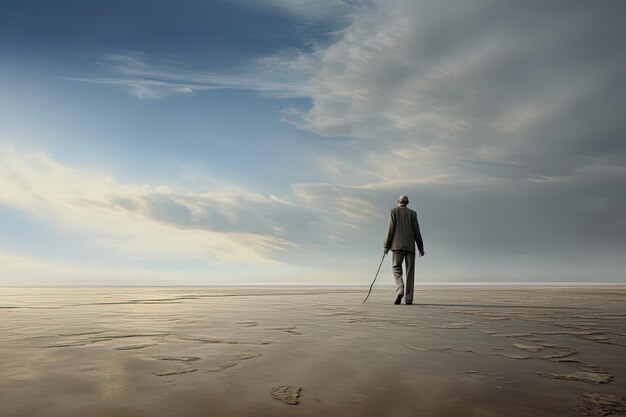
[272, 0, 626, 182]
[66, 52, 314, 100]
[69, 0, 626, 185]
[0, 144, 317, 264]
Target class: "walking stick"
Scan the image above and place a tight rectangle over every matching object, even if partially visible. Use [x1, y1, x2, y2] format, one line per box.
[362, 251, 386, 304]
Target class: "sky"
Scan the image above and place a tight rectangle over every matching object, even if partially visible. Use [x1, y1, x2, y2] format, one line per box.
[1, 0, 625, 286]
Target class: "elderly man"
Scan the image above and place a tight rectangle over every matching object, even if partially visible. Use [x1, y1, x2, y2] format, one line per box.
[384, 195, 425, 305]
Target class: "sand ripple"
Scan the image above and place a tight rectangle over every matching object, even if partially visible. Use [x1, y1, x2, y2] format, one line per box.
[153, 366, 198, 376]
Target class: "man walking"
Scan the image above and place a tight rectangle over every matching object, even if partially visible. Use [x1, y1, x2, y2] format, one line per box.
[384, 195, 425, 305]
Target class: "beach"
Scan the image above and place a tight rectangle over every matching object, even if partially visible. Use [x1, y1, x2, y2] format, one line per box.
[1, 286, 625, 416]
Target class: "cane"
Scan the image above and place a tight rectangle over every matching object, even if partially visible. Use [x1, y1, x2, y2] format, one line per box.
[362, 251, 386, 304]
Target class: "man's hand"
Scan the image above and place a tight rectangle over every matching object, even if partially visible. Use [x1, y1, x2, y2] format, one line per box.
[419, 250, 425, 257]
[384, 248, 389, 255]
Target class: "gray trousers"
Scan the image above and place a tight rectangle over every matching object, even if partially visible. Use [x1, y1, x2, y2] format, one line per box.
[392, 250, 415, 303]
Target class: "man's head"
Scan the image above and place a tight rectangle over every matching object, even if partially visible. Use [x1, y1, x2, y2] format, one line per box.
[398, 195, 409, 206]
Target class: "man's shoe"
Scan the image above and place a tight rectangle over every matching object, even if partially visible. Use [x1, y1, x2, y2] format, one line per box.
[405, 301, 412, 305]
[394, 294, 403, 305]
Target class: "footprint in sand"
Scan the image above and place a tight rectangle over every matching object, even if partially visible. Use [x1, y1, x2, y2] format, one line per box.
[271, 385, 302, 405]
[205, 352, 262, 372]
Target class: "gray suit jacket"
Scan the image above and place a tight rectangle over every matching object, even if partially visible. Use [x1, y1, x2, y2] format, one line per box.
[384, 205, 424, 253]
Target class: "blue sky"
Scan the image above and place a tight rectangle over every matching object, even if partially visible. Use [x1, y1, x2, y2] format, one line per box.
[1, 0, 625, 285]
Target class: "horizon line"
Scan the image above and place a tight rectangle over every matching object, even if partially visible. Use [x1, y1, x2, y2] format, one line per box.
[1, 282, 625, 289]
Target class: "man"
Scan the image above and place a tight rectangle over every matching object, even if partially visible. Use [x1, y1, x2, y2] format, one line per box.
[384, 195, 425, 305]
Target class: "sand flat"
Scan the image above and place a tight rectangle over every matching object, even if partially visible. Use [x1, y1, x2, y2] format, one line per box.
[1, 286, 625, 416]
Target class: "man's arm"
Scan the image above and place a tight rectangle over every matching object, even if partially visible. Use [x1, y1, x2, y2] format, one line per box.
[383, 209, 395, 254]
[413, 211, 424, 256]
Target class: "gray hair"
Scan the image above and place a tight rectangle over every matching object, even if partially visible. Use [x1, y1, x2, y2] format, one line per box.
[398, 195, 409, 205]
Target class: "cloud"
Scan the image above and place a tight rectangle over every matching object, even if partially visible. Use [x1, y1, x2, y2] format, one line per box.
[65, 52, 314, 100]
[0, 144, 325, 264]
[69, 1, 626, 184]
[65, 1, 626, 188]
[278, 1, 625, 181]
[56, 0, 626, 281]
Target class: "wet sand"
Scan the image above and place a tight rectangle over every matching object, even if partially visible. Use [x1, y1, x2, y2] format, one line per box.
[1, 286, 625, 416]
